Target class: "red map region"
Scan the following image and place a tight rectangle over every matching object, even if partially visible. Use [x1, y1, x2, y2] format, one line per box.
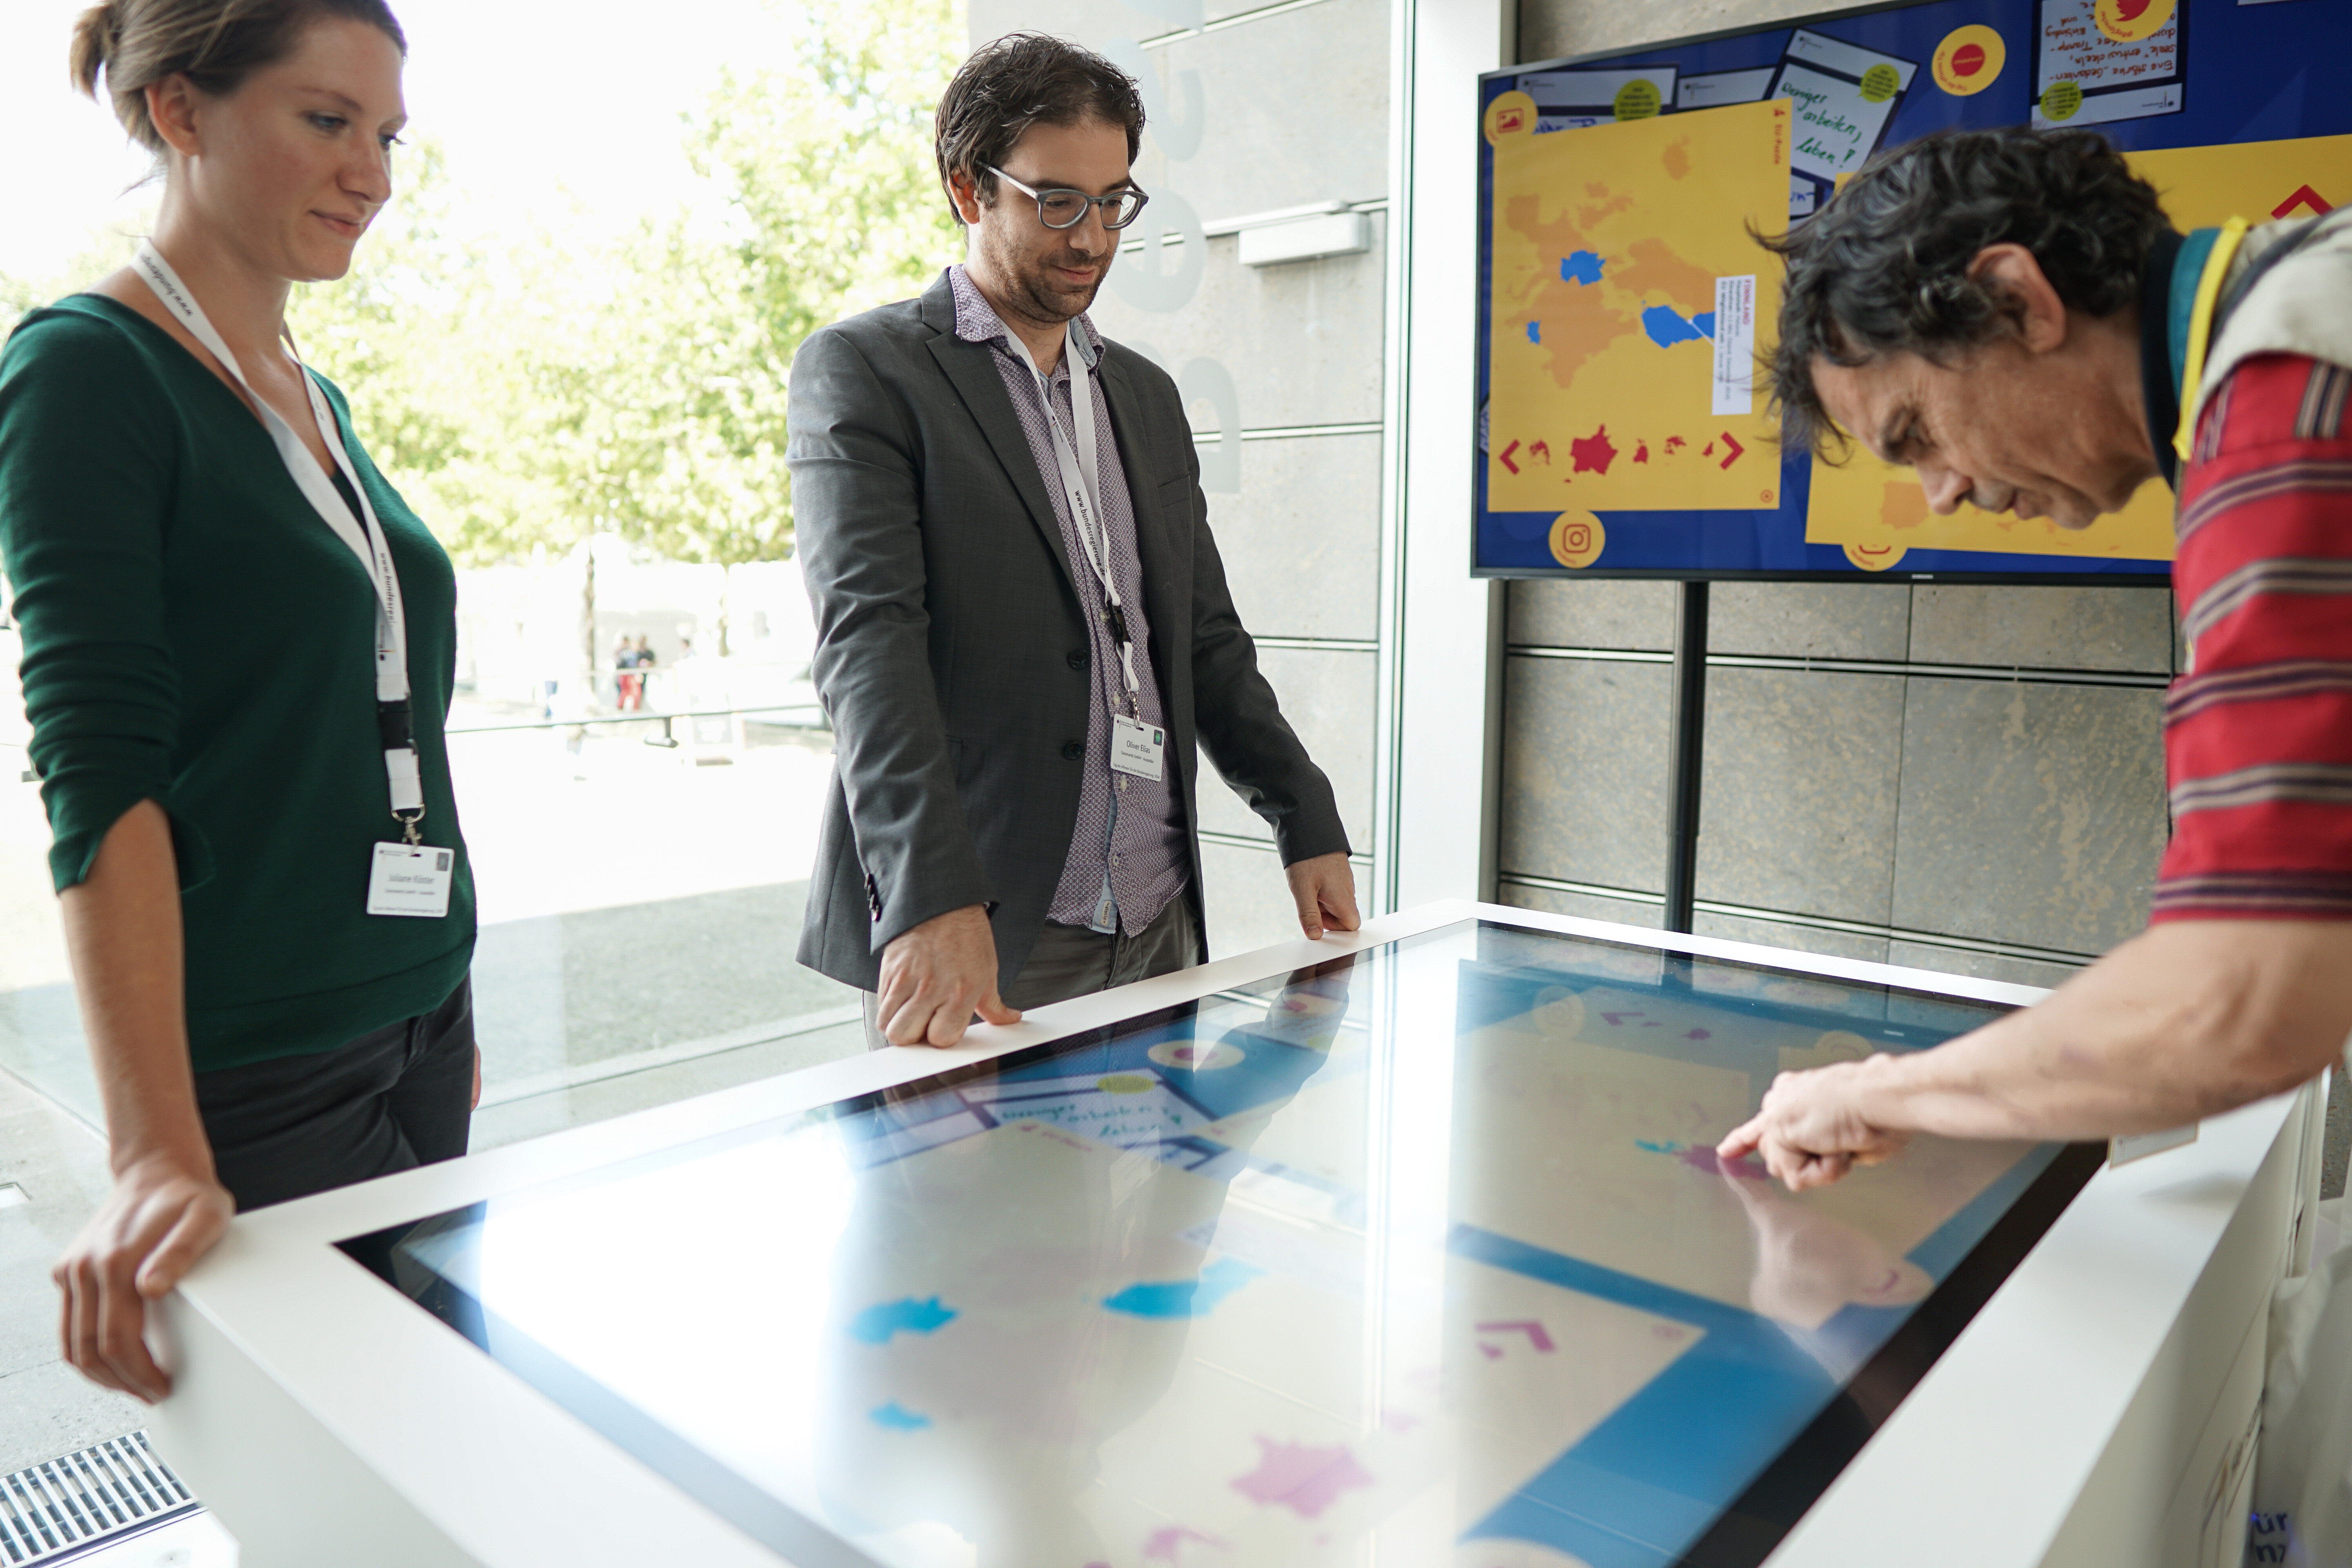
[1665, 436, 1687, 452]
[1633, 442, 1650, 464]
[1231, 1437, 1375, 1519]
[1529, 440, 1552, 465]
[1570, 426, 1619, 475]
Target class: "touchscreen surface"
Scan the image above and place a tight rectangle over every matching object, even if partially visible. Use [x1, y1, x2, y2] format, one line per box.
[344, 919, 2096, 1568]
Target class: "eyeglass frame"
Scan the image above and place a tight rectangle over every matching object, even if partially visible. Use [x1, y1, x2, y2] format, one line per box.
[984, 165, 1151, 231]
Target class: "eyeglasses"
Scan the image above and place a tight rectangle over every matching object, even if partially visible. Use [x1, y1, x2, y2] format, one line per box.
[986, 166, 1150, 230]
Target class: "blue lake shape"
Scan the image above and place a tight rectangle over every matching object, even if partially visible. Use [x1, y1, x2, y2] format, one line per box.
[1641, 305, 1708, 348]
[1560, 251, 1605, 286]
[1103, 1258, 1265, 1319]
[1691, 312, 1717, 339]
[849, 1295, 958, 1345]
[1526, 322, 1542, 344]
[869, 1402, 933, 1432]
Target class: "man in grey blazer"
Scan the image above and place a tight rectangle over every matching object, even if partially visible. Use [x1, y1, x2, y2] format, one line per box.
[787, 34, 1359, 1048]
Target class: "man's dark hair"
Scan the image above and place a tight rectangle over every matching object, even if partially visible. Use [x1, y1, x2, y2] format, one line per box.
[1764, 127, 2171, 456]
[934, 33, 1146, 225]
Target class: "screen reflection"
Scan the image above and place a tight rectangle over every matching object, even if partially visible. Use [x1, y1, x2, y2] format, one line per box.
[343, 920, 2096, 1568]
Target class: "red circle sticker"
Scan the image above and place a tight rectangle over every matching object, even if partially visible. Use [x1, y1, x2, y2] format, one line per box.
[1932, 25, 2005, 96]
[2096, 0, 2175, 43]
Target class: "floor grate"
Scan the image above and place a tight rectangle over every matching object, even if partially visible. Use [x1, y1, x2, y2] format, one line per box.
[0, 1433, 198, 1565]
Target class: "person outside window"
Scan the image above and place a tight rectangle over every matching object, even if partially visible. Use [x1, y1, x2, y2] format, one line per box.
[632, 633, 657, 708]
[613, 631, 641, 711]
[0, 0, 476, 1401]
[1717, 129, 2352, 1188]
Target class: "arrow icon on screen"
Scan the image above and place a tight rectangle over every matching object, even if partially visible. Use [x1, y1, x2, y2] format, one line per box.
[1718, 433, 1746, 469]
[1475, 1320, 1557, 1359]
[2274, 185, 2335, 220]
[1499, 440, 1522, 475]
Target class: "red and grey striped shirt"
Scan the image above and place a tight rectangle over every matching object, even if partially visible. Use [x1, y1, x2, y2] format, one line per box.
[2152, 352, 2352, 921]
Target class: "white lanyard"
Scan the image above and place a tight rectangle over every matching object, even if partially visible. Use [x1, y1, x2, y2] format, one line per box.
[131, 241, 426, 831]
[1003, 322, 1143, 707]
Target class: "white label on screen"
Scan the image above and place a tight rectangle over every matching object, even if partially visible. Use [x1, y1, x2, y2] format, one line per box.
[1713, 275, 1757, 417]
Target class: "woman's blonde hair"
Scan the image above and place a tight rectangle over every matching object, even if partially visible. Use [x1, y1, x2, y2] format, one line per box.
[70, 0, 406, 156]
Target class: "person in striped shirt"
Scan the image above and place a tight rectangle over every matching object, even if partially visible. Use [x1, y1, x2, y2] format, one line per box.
[1716, 127, 2352, 1190]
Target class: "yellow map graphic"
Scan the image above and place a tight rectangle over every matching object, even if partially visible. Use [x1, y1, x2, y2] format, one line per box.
[1488, 98, 1791, 512]
[1808, 132, 2352, 564]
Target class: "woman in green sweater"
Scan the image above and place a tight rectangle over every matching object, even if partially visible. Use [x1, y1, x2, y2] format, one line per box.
[0, 0, 474, 1403]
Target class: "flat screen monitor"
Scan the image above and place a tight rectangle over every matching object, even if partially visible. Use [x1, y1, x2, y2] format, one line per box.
[1474, 0, 2352, 582]
[342, 918, 2098, 1567]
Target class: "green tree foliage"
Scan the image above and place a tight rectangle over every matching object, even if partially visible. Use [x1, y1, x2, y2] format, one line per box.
[288, 0, 964, 573]
[1, 225, 147, 340]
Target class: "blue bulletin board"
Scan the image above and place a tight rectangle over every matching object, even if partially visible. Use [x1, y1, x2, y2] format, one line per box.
[1474, 0, 2352, 582]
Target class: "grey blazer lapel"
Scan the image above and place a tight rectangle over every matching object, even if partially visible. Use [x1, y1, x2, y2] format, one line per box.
[920, 279, 1080, 601]
[1098, 349, 1192, 688]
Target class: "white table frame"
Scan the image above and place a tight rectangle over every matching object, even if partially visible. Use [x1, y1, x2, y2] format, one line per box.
[147, 901, 2321, 1568]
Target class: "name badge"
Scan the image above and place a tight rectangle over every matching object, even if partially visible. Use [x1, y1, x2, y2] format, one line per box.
[367, 842, 455, 918]
[1110, 715, 1166, 781]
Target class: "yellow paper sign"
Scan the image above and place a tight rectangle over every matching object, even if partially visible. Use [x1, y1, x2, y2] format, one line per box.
[1488, 98, 1791, 514]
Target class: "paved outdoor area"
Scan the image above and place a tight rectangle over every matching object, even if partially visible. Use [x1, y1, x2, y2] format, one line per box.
[0, 1072, 143, 1476]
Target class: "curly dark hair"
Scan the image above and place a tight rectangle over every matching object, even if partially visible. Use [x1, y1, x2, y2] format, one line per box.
[934, 33, 1145, 226]
[1764, 127, 2171, 456]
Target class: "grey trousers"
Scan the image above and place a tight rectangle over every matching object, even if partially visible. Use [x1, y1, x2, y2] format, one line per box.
[194, 979, 474, 1211]
[862, 895, 1199, 1050]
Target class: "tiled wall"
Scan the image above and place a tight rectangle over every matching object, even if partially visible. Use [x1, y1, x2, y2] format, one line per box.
[1497, 581, 2176, 989]
[969, 0, 1388, 957]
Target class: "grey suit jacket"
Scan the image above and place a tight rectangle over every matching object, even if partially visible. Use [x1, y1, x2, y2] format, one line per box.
[786, 270, 1348, 992]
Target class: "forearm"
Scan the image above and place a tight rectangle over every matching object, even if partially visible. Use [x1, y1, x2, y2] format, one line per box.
[58, 801, 209, 1177]
[1855, 920, 2352, 1142]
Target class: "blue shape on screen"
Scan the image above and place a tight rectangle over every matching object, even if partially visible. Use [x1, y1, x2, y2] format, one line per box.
[1103, 1258, 1263, 1319]
[1691, 311, 1716, 339]
[1560, 250, 1604, 285]
[1641, 305, 1707, 348]
[1526, 321, 1542, 344]
[848, 1295, 958, 1345]
[868, 1402, 933, 1432]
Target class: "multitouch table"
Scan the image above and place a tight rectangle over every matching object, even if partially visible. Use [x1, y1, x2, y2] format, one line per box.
[145, 903, 2323, 1568]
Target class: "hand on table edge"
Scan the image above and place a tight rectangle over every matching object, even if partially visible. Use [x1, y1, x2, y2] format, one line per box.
[877, 902, 1022, 1048]
[1285, 851, 1360, 941]
[53, 1145, 233, 1404]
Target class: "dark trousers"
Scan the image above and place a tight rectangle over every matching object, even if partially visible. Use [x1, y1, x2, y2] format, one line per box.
[862, 895, 1199, 1050]
[193, 979, 475, 1211]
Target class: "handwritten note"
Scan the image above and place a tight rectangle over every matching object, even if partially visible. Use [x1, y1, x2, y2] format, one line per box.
[1772, 29, 1918, 184]
[2033, 0, 2183, 129]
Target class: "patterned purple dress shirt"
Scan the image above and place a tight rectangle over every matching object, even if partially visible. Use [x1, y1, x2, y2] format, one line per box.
[947, 265, 1189, 934]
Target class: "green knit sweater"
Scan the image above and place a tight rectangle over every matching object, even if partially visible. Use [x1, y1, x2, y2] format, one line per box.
[0, 295, 474, 1071]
